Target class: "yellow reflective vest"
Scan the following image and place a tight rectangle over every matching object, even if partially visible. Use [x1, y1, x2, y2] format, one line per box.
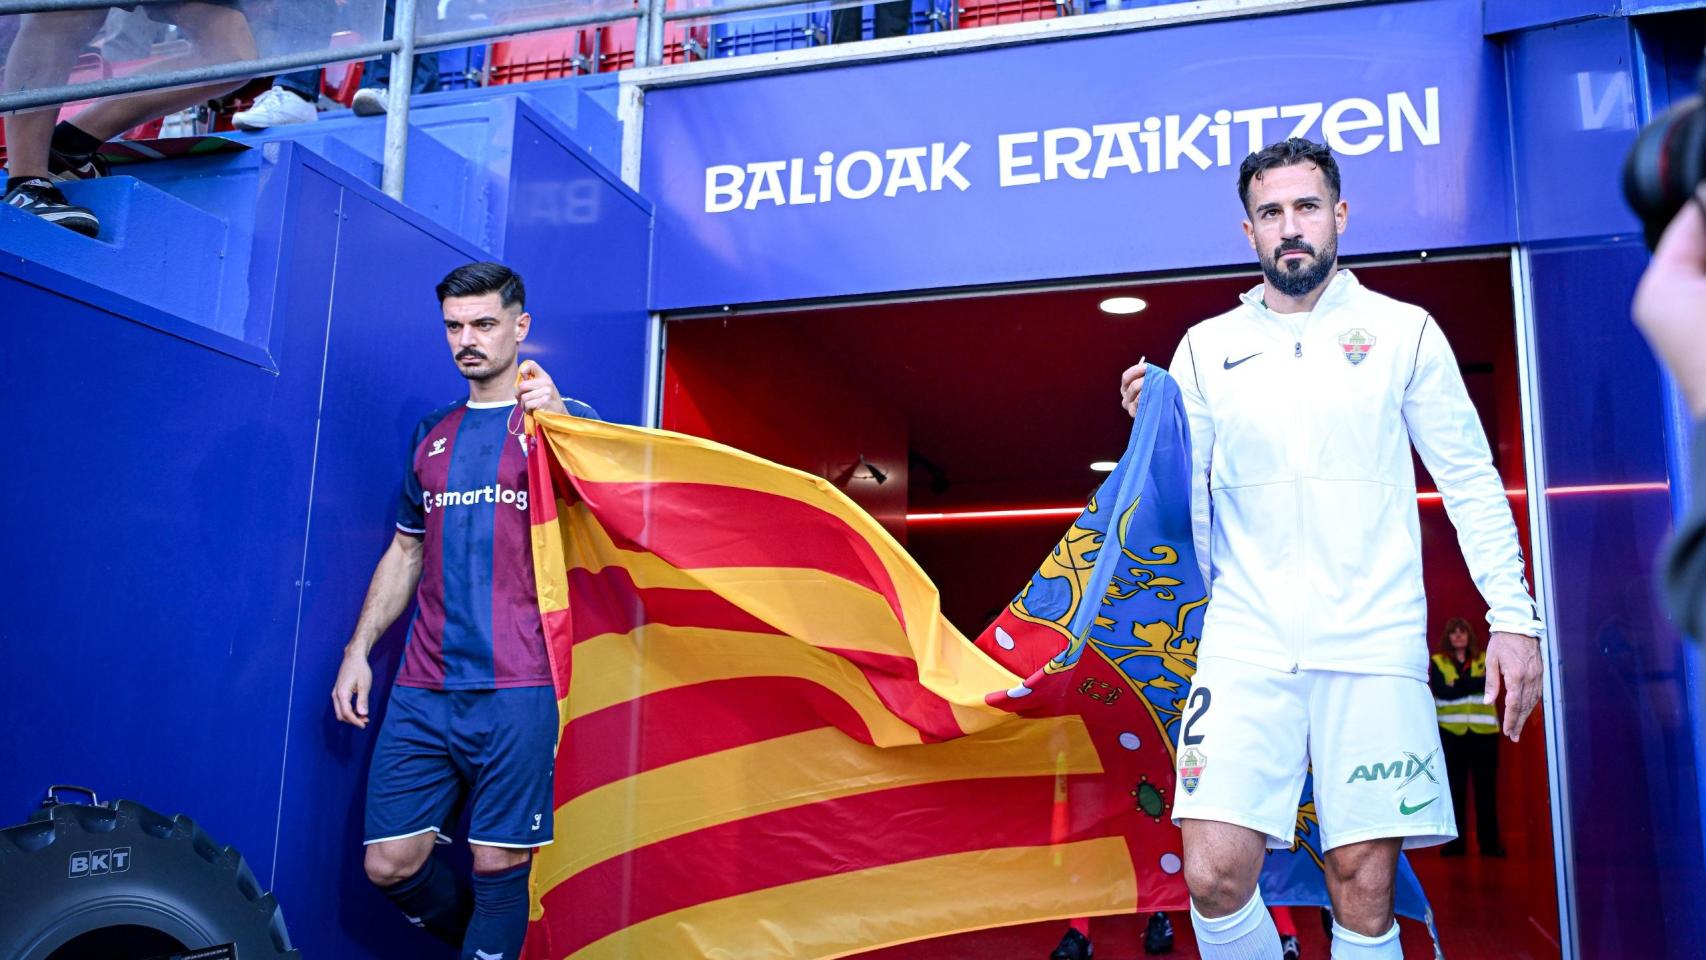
[1432, 653, 1498, 735]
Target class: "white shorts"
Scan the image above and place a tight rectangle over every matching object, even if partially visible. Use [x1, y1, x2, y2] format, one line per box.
[1172, 657, 1457, 852]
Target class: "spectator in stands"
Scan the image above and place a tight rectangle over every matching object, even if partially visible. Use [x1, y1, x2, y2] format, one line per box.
[88, 7, 163, 63]
[234, 0, 439, 129]
[232, 50, 441, 128]
[2, 2, 256, 238]
[830, 0, 911, 43]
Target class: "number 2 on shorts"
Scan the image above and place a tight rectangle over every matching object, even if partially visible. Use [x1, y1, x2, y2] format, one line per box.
[1182, 686, 1212, 745]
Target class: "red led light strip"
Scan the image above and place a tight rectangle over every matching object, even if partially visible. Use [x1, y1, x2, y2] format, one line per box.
[907, 481, 1670, 523]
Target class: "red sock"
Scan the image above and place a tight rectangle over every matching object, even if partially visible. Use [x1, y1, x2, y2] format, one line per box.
[1271, 906, 1297, 936]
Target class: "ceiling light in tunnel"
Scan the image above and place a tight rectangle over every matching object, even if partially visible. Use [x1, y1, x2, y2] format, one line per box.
[1098, 297, 1147, 315]
[1090, 461, 1118, 472]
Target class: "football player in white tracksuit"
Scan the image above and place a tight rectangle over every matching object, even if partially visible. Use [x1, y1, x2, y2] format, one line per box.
[1118, 139, 1544, 960]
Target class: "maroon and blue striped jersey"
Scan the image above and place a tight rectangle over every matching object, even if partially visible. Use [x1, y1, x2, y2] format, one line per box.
[394, 397, 599, 690]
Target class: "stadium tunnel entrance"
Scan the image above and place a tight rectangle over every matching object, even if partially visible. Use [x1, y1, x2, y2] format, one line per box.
[658, 252, 1563, 959]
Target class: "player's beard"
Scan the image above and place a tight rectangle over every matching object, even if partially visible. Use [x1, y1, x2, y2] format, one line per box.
[1260, 233, 1337, 298]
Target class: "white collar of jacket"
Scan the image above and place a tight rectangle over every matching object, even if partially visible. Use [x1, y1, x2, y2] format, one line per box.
[1237, 267, 1362, 322]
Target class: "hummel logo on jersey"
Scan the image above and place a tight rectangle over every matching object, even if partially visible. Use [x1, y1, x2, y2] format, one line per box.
[1398, 796, 1437, 816]
[1346, 749, 1439, 786]
[532, 813, 543, 831]
[428, 437, 448, 457]
[404, 914, 424, 928]
[1223, 352, 1261, 370]
[474, 951, 504, 960]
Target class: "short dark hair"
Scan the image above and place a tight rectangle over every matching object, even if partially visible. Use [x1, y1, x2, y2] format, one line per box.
[436, 261, 525, 310]
[1237, 138, 1341, 213]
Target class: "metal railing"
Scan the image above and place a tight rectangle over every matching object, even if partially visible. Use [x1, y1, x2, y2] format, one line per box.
[0, 0, 902, 198]
[0, 0, 1206, 198]
[0, 0, 899, 111]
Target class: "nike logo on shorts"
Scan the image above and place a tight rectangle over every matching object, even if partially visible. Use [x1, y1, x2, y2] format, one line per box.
[1398, 796, 1437, 816]
[1223, 352, 1261, 370]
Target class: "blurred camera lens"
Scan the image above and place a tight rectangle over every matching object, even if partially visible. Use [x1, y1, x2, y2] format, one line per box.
[1623, 65, 1706, 249]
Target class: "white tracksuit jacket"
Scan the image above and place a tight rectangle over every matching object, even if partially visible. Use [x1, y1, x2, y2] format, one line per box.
[1172, 269, 1544, 681]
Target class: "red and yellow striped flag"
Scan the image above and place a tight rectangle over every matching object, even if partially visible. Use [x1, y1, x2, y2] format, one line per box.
[520, 412, 1187, 960]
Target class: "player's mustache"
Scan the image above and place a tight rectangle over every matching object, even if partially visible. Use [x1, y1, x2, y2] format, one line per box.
[456, 348, 488, 360]
[1274, 238, 1316, 258]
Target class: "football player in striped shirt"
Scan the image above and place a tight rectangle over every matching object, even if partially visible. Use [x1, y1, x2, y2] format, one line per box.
[331, 261, 597, 960]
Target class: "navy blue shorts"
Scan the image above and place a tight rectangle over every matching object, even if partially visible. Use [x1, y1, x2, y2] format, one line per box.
[364, 685, 558, 849]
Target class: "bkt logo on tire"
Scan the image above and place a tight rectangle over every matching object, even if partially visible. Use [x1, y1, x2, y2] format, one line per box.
[68, 847, 132, 878]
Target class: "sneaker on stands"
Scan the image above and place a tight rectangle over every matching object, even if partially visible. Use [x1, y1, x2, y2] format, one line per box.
[1281, 933, 1301, 960]
[233, 87, 317, 131]
[351, 87, 389, 117]
[48, 146, 109, 182]
[3, 177, 99, 237]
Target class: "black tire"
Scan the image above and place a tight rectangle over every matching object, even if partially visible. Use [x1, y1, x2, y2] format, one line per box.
[0, 800, 300, 960]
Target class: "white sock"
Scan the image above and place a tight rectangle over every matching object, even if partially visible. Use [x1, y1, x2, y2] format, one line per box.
[1191, 888, 1282, 960]
[1330, 920, 1402, 959]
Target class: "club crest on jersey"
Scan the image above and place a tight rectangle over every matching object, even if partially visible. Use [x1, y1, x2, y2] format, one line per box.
[1338, 328, 1376, 365]
[1178, 746, 1206, 795]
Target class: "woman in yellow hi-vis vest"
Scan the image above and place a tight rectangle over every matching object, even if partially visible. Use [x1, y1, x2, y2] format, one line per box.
[1428, 617, 1504, 857]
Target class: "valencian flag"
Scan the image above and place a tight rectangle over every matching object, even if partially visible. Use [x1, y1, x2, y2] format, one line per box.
[519, 367, 1433, 959]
